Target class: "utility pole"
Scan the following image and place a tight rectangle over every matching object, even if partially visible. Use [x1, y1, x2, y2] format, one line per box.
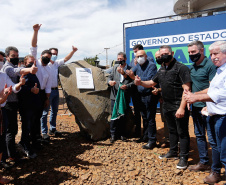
[104, 48, 110, 66]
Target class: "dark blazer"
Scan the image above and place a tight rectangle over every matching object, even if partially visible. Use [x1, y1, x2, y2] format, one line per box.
[107, 64, 134, 101]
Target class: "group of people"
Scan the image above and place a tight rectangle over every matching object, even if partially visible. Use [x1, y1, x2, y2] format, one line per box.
[0, 24, 78, 184]
[108, 41, 226, 184]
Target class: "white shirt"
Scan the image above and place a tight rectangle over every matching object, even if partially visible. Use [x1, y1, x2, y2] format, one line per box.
[0, 72, 20, 107]
[30, 47, 52, 93]
[48, 59, 64, 88]
[207, 62, 226, 115]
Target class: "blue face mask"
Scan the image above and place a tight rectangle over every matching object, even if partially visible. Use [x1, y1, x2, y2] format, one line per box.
[51, 55, 57, 62]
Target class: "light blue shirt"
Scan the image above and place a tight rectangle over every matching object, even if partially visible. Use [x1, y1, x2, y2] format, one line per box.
[207, 62, 226, 115]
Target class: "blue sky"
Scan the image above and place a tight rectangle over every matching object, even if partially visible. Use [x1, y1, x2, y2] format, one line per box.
[0, 0, 174, 65]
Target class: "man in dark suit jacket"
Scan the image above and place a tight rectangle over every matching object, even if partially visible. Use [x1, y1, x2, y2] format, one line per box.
[108, 52, 134, 143]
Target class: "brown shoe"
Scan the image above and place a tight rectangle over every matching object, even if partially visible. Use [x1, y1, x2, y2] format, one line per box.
[188, 162, 210, 172]
[203, 171, 221, 184]
[161, 141, 170, 148]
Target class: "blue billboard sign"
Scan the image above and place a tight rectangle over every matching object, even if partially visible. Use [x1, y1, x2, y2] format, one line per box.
[125, 13, 226, 68]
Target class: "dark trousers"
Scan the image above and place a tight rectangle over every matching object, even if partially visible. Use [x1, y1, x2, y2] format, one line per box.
[33, 90, 46, 143]
[131, 91, 141, 136]
[110, 100, 126, 137]
[4, 102, 19, 159]
[163, 109, 190, 158]
[140, 94, 158, 144]
[19, 107, 42, 151]
[1, 107, 9, 162]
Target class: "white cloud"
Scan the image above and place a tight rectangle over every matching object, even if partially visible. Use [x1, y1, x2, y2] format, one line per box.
[0, 0, 174, 66]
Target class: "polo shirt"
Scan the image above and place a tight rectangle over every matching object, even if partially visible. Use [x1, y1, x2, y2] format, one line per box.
[152, 58, 191, 111]
[190, 57, 217, 107]
[132, 58, 157, 95]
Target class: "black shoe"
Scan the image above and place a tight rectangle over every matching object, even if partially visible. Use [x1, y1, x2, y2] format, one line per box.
[142, 143, 157, 150]
[135, 137, 148, 143]
[0, 161, 13, 169]
[159, 152, 179, 159]
[49, 130, 62, 137]
[121, 136, 127, 142]
[177, 157, 188, 169]
[110, 135, 116, 143]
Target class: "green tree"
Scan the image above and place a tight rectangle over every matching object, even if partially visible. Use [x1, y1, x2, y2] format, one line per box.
[84, 55, 99, 66]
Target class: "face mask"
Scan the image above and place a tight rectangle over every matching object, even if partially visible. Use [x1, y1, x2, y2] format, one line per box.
[161, 54, 172, 64]
[51, 55, 57, 62]
[10, 57, 19, 66]
[119, 60, 126, 65]
[134, 53, 136, 57]
[156, 58, 163, 65]
[26, 63, 33, 68]
[42, 56, 50, 65]
[137, 57, 146, 65]
[189, 52, 201, 63]
[0, 62, 3, 69]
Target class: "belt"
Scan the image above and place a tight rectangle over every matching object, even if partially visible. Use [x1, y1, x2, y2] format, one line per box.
[51, 87, 58, 90]
[212, 114, 226, 118]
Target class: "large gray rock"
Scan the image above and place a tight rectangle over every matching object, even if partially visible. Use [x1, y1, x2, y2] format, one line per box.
[58, 60, 111, 140]
[59, 60, 135, 140]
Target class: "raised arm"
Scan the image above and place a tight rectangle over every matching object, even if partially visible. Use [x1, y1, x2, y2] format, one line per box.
[32, 24, 42, 47]
[64, 46, 78, 62]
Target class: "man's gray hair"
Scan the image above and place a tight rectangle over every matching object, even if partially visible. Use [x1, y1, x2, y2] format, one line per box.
[159, 45, 172, 53]
[209, 41, 226, 54]
[5, 46, 19, 57]
[187, 40, 204, 50]
[117, 52, 127, 59]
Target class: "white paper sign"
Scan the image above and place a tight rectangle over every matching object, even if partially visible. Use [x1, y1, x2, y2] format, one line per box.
[76, 68, 94, 89]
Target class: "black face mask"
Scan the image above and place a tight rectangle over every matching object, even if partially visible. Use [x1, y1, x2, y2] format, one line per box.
[119, 60, 126, 65]
[42, 56, 50, 65]
[26, 63, 33, 68]
[161, 54, 172, 64]
[156, 58, 163, 65]
[10, 57, 19, 66]
[189, 52, 201, 63]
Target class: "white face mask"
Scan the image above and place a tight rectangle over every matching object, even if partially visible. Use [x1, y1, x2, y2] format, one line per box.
[134, 52, 136, 57]
[0, 61, 4, 69]
[51, 55, 57, 62]
[137, 57, 145, 65]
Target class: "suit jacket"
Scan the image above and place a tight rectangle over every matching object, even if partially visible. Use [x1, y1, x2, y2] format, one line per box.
[107, 64, 134, 101]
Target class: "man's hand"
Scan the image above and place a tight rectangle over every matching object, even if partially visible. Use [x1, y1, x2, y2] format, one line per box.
[117, 66, 124, 75]
[134, 75, 141, 85]
[3, 84, 12, 96]
[109, 81, 116, 86]
[19, 74, 26, 86]
[183, 89, 197, 104]
[72, 46, 78, 52]
[33, 24, 42, 31]
[201, 107, 209, 116]
[126, 70, 135, 80]
[120, 85, 127, 90]
[175, 107, 185, 118]
[31, 83, 39, 94]
[30, 61, 38, 74]
[152, 86, 159, 95]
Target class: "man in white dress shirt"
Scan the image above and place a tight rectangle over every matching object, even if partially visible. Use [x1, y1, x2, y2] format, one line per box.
[30, 24, 52, 143]
[184, 41, 226, 184]
[41, 45, 77, 137]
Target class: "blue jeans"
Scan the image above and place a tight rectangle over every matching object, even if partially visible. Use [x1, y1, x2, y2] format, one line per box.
[140, 94, 158, 144]
[212, 115, 226, 175]
[41, 89, 59, 134]
[192, 106, 209, 164]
